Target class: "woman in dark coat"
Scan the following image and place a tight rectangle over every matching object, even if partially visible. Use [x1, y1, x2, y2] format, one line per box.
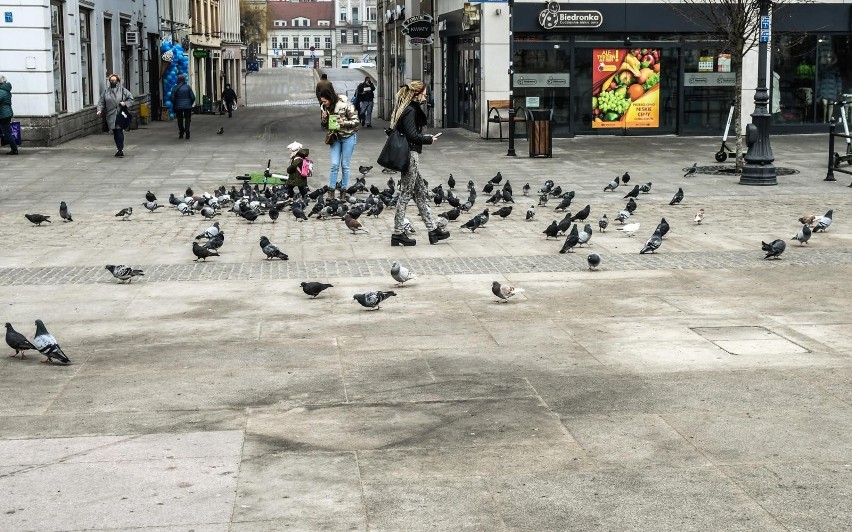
[389, 81, 449, 247]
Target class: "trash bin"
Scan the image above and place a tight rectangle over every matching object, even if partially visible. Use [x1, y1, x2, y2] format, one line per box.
[202, 95, 213, 114]
[527, 109, 553, 158]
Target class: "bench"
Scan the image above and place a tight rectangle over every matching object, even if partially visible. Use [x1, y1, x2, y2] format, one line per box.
[486, 99, 527, 141]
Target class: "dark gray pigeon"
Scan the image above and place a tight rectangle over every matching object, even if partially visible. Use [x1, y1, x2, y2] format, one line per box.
[640, 182, 653, 193]
[656, 217, 670, 239]
[193, 241, 219, 261]
[554, 196, 573, 212]
[640, 230, 663, 254]
[353, 290, 397, 310]
[25, 214, 51, 226]
[762, 239, 786, 259]
[301, 282, 333, 298]
[259, 236, 288, 260]
[571, 205, 591, 222]
[587, 253, 601, 270]
[792, 224, 812, 245]
[684, 163, 697, 177]
[603, 175, 620, 192]
[5, 322, 36, 358]
[543, 220, 559, 239]
[624, 198, 637, 214]
[669, 187, 684, 205]
[623, 185, 640, 199]
[59, 201, 73, 222]
[146, 191, 157, 203]
[105, 264, 145, 283]
[204, 231, 225, 250]
[33, 319, 70, 364]
[115, 207, 133, 220]
[559, 224, 580, 254]
[491, 281, 523, 303]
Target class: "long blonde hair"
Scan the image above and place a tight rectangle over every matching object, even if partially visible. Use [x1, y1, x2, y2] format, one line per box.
[389, 81, 425, 129]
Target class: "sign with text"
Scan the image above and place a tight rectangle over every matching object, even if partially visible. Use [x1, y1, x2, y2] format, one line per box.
[592, 48, 660, 129]
[539, 1, 602, 30]
[402, 14, 434, 45]
[683, 72, 736, 87]
[514, 73, 569, 88]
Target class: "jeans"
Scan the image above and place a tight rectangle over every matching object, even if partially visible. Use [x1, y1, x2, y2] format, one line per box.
[360, 100, 374, 125]
[112, 128, 124, 151]
[0, 117, 16, 151]
[176, 109, 192, 135]
[328, 133, 357, 190]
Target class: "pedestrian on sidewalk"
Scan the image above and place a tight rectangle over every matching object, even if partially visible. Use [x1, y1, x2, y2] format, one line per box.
[356, 76, 375, 127]
[315, 73, 333, 103]
[319, 87, 359, 200]
[222, 83, 237, 118]
[286, 141, 311, 199]
[170, 75, 196, 139]
[96, 74, 134, 157]
[0, 75, 18, 155]
[389, 81, 449, 246]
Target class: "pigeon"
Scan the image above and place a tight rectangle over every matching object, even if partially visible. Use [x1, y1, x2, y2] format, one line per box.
[559, 224, 580, 254]
[483, 182, 494, 194]
[554, 196, 573, 212]
[538, 193, 549, 207]
[502, 189, 514, 203]
[32, 320, 69, 364]
[490, 172, 503, 184]
[603, 175, 620, 192]
[241, 209, 259, 223]
[200, 206, 219, 219]
[268, 208, 280, 223]
[359, 165, 373, 176]
[115, 207, 133, 220]
[622, 172, 631, 184]
[571, 205, 591, 222]
[169, 193, 181, 207]
[656, 217, 670, 239]
[259, 236, 288, 260]
[587, 253, 601, 271]
[195, 222, 220, 240]
[640, 230, 663, 254]
[59, 201, 73, 222]
[25, 214, 51, 226]
[684, 163, 697, 177]
[549, 185, 563, 198]
[461, 216, 482, 232]
[486, 191, 501, 205]
[353, 290, 397, 310]
[640, 182, 653, 193]
[204, 231, 225, 251]
[145, 191, 157, 203]
[669, 187, 684, 206]
[577, 223, 593, 246]
[390, 260, 416, 286]
[105, 264, 145, 283]
[292, 204, 308, 221]
[813, 210, 833, 232]
[185, 186, 194, 198]
[522, 183, 531, 196]
[798, 214, 816, 226]
[344, 213, 369, 233]
[792, 224, 812, 245]
[762, 239, 786, 259]
[615, 210, 631, 224]
[694, 209, 705, 224]
[624, 198, 637, 214]
[192, 241, 219, 261]
[217, 127, 224, 135]
[177, 202, 194, 216]
[491, 281, 523, 303]
[556, 213, 572, 235]
[621, 222, 641, 236]
[447, 174, 455, 189]
[623, 185, 640, 199]
[441, 207, 460, 221]
[598, 214, 609, 232]
[494, 206, 513, 219]
[301, 282, 333, 298]
[526, 205, 535, 221]
[543, 220, 559, 239]
[142, 201, 164, 212]
[539, 180, 554, 194]
[5, 322, 36, 358]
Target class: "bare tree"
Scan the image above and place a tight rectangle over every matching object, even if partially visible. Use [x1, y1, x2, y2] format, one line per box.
[668, 0, 805, 170]
[240, 0, 267, 53]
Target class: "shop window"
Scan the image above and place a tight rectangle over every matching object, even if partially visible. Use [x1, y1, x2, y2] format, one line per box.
[79, 9, 93, 106]
[51, 0, 66, 112]
[681, 47, 736, 134]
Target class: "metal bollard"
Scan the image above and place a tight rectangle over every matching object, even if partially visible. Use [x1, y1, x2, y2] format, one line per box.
[825, 119, 837, 181]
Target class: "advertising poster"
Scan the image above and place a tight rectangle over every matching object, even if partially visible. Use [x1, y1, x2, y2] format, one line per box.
[592, 48, 661, 128]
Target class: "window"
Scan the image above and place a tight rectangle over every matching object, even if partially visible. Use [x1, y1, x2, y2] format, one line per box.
[352, 7, 359, 24]
[370, 30, 377, 45]
[294, 37, 300, 49]
[274, 20, 286, 27]
[339, 8, 347, 22]
[367, 6, 377, 21]
[314, 36, 321, 49]
[271, 36, 278, 49]
[120, 20, 132, 94]
[79, 9, 93, 106]
[318, 20, 330, 27]
[325, 36, 332, 50]
[341, 30, 347, 44]
[303, 36, 310, 49]
[51, 1, 66, 111]
[353, 30, 360, 45]
[282, 37, 289, 49]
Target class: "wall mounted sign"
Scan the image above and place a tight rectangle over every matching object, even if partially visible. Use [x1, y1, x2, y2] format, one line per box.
[192, 49, 209, 59]
[513, 73, 570, 88]
[684, 72, 736, 87]
[539, 1, 602, 30]
[592, 48, 661, 129]
[403, 14, 433, 45]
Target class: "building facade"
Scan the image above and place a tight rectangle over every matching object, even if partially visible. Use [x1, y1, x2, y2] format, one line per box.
[219, 0, 245, 101]
[266, 1, 336, 68]
[378, 0, 852, 138]
[1, 0, 160, 145]
[336, 0, 378, 67]
[188, 0, 222, 110]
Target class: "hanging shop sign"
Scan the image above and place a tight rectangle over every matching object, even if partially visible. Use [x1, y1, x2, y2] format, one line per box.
[592, 48, 661, 129]
[403, 14, 433, 45]
[513, 73, 570, 88]
[539, 1, 602, 30]
[684, 73, 736, 87]
[192, 49, 209, 59]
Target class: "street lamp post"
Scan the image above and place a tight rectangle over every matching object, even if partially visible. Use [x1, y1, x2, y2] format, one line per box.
[507, 0, 517, 156]
[740, 0, 776, 185]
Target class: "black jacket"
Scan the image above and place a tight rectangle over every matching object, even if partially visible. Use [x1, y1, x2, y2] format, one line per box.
[222, 87, 237, 103]
[396, 103, 432, 154]
[356, 81, 375, 101]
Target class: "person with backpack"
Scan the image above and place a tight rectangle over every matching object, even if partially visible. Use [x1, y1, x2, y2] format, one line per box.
[286, 141, 312, 198]
[96, 73, 134, 157]
[170, 74, 196, 139]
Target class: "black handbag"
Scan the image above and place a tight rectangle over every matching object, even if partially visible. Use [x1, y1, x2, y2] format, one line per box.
[115, 104, 132, 131]
[377, 127, 410, 173]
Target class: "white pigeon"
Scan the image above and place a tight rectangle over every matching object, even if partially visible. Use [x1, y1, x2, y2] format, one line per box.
[621, 222, 641, 236]
[390, 260, 417, 286]
[694, 208, 705, 224]
[577, 224, 592, 246]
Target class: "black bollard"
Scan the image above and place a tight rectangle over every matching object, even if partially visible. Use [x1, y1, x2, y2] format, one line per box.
[825, 119, 837, 181]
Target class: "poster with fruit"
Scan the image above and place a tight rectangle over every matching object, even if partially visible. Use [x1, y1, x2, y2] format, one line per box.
[592, 48, 661, 129]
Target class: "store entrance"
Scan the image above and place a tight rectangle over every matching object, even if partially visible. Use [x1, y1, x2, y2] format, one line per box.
[449, 37, 480, 132]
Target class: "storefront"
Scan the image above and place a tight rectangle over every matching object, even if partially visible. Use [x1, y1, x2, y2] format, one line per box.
[437, 1, 852, 138]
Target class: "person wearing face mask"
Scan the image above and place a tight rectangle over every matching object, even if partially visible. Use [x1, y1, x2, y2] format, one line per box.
[389, 81, 449, 246]
[97, 74, 134, 157]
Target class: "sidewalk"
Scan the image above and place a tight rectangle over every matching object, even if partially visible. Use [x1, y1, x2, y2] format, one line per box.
[0, 102, 850, 531]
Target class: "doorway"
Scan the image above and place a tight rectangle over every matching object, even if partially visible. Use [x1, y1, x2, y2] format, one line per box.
[449, 37, 480, 132]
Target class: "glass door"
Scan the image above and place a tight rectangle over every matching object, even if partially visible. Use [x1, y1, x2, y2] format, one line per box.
[452, 38, 480, 132]
[513, 45, 571, 137]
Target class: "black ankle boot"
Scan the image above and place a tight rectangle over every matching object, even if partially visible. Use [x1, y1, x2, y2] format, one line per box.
[428, 229, 450, 244]
[391, 233, 416, 246]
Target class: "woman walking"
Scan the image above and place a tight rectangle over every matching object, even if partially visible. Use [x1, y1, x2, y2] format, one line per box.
[319, 87, 359, 199]
[0, 75, 17, 155]
[389, 81, 449, 246]
[97, 74, 134, 157]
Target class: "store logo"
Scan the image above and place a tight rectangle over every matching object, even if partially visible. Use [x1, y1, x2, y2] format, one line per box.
[403, 14, 434, 45]
[539, 1, 602, 30]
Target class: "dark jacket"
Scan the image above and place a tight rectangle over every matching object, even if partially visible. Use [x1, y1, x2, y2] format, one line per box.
[222, 87, 237, 103]
[396, 102, 433, 154]
[171, 82, 196, 110]
[0, 81, 12, 120]
[356, 81, 375, 102]
[286, 148, 310, 187]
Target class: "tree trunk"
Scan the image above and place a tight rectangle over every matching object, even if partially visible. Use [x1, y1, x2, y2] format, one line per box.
[733, 53, 744, 172]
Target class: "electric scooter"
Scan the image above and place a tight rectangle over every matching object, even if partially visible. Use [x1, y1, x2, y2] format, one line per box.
[714, 100, 737, 162]
[832, 96, 852, 168]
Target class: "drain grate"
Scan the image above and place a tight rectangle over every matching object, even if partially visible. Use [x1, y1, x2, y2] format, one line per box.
[691, 326, 809, 356]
